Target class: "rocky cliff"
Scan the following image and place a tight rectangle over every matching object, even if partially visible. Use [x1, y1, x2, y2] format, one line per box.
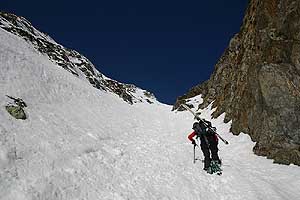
[174, 0, 300, 165]
[0, 12, 156, 105]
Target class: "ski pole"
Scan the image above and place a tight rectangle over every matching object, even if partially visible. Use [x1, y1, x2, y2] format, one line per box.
[193, 144, 196, 164]
[193, 140, 201, 163]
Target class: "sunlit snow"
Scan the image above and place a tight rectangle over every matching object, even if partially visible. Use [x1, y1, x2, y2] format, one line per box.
[0, 28, 300, 200]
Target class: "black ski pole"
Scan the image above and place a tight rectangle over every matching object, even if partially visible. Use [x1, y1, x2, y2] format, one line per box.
[193, 142, 201, 163]
[193, 144, 196, 164]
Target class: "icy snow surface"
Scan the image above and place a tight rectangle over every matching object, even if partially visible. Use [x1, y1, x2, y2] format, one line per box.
[0, 28, 300, 200]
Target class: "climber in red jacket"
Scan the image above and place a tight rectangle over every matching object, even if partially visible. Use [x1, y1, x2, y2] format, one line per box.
[188, 120, 220, 170]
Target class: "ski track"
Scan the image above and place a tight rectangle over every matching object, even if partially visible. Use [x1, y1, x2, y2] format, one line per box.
[1, 27, 300, 200]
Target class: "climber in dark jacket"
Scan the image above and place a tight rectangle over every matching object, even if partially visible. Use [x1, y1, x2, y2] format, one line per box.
[188, 120, 221, 170]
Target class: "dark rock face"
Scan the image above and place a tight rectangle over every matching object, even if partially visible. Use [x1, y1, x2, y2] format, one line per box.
[174, 0, 300, 165]
[0, 12, 156, 104]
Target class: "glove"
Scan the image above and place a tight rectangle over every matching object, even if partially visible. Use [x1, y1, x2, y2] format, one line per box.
[192, 140, 196, 146]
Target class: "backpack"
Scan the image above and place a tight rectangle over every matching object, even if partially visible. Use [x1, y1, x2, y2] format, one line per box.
[193, 120, 214, 136]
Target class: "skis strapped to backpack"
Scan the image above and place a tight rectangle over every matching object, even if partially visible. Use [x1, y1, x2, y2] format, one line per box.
[180, 104, 229, 145]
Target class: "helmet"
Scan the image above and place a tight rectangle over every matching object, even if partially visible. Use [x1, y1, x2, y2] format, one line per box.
[192, 122, 199, 130]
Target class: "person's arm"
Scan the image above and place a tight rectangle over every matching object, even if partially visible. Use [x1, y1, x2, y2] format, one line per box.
[188, 131, 197, 144]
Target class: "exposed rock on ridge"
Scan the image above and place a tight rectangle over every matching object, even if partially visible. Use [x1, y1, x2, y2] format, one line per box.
[174, 0, 300, 165]
[0, 12, 156, 104]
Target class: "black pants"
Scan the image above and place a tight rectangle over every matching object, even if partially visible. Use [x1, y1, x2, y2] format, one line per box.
[199, 134, 220, 168]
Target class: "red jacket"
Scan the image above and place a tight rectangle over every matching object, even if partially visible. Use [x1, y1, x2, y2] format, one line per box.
[188, 131, 196, 143]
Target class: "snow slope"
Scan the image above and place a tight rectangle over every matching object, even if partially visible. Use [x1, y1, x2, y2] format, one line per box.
[0, 12, 157, 105]
[0, 27, 300, 200]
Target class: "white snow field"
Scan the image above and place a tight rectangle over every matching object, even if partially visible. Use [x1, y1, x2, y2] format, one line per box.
[0, 28, 300, 200]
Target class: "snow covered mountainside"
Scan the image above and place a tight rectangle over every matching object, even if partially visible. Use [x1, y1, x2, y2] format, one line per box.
[0, 12, 156, 105]
[1, 13, 300, 200]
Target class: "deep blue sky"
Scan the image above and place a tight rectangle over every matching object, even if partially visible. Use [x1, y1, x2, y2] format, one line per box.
[2, 0, 248, 104]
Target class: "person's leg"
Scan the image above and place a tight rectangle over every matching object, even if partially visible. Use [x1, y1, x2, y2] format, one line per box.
[208, 135, 220, 164]
[200, 136, 211, 169]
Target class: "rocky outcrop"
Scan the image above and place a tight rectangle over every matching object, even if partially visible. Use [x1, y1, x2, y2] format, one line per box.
[173, 81, 209, 111]
[5, 96, 27, 120]
[174, 0, 300, 165]
[0, 12, 156, 105]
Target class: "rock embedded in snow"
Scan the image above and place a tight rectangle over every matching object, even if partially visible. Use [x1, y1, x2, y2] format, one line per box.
[5, 105, 26, 120]
[4, 96, 27, 120]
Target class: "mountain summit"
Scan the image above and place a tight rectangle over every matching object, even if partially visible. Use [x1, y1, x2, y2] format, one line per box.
[0, 12, 156, 105]
[174, 0, 300, 165]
